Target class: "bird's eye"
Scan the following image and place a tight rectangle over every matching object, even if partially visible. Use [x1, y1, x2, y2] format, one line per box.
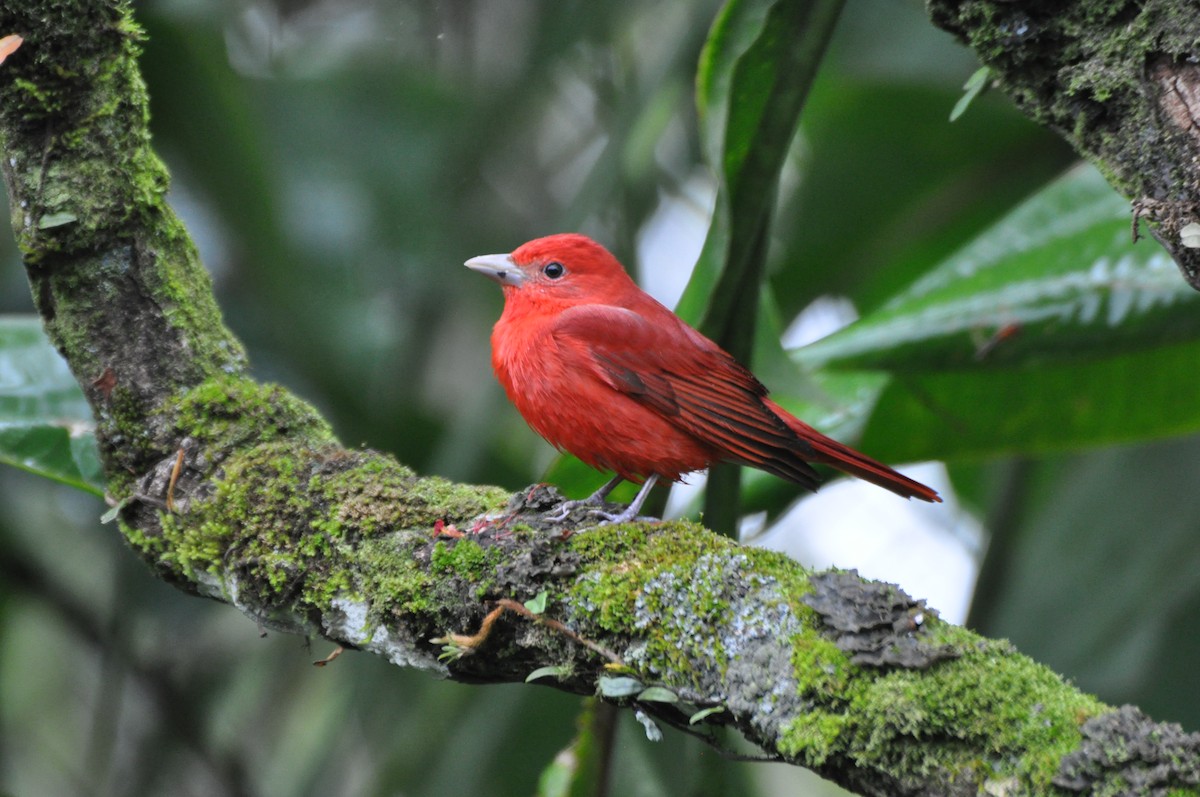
[543, 261, 565, 279]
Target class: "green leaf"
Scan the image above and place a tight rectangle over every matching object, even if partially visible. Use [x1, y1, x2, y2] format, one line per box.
[799, 165, 1200, 373]
[689, 705, 726, 724]
[535, 700, 605, 797]
[524, 590, 549, 614]
[686, 0, 845, 533]
[37, 211, 78, 229]
[949, 66, 991, 122]
[596, 675, 644, 698]
[100, 495, 131, 524]
[767, 77, 1074, 316]
[636, 687, 680, 704]
[681, 0, 845, 337]
[861, 339, 1200, 462]
[760, 165, 1200, 464]
[526, 665, 569, 684]
[0, 316, 103, 495]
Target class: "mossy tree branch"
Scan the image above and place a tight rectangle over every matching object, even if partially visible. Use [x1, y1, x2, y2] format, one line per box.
[927, 0, 1200, 291]
[2, 2, 1200, 796]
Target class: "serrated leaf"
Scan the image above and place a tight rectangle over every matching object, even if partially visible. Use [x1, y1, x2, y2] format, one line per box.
[799, 165, 1200, 373]
[0, 316, 103, 495]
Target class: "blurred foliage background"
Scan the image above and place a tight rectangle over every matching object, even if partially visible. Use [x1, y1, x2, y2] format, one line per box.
[3, 0, 1200, 795]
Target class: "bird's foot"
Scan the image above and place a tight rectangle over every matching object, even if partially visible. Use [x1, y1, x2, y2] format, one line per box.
[546, 496, 597, 523]
[592, 506, 652, 526]
[546, 475, 625, 522]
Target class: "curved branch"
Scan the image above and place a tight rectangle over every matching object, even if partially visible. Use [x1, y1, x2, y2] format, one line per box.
[927, 0, 1200, 290]
[2, 2, 1199, 796]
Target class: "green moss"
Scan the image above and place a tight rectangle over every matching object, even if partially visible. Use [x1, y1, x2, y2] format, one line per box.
[119, 423, 511, 626]
[567, 521, 715, 636]
[779, 634, 1106, 790]
[790, 633, 855, 699]
[348, 534, 434, 617]
[431, 539, 487, 577]
[165, 374, 334, 450]
[779, 710, 848, 766]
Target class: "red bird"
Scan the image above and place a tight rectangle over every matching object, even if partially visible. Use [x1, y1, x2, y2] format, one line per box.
[466, 234, 940, 522]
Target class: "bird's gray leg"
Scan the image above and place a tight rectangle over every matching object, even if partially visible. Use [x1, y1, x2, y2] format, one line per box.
[595, 474, 659, 525]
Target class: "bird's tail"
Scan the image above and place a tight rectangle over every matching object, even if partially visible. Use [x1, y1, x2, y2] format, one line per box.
[764, 399, 941, 503]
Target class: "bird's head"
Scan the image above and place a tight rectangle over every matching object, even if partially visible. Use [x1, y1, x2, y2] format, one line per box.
[465, 233, 638, 308]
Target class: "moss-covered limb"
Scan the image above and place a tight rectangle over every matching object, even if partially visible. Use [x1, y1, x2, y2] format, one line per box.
[926, 0, 1200, 290]
[118, 445, 1200, 795]
[0, 1, 247, 483]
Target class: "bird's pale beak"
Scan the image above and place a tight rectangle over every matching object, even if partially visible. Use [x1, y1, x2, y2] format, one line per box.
[465, 253, 525, 287]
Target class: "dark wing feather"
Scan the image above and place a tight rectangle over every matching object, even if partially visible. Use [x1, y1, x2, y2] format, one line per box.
[552, 304, 821, 489]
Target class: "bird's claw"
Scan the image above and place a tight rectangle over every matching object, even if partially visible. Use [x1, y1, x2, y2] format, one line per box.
[546, 494, 609, 523]
[547, 499, 593, 523]
[547, 501, 645, 527]
[592, 507, 650, 525]
[545, 501, 578, 523]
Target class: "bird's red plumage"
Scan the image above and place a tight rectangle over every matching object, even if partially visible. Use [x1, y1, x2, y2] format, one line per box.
[472, 233, 939, 503]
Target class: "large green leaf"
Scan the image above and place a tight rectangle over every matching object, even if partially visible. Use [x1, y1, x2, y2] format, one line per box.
[679, 0, 844, 343]
[860, 337, 1200, 462]
[681, 0, 844, 533]
[799, 165, 1200, 372]
[0, 316, 103, 494]
[756, 164, 1200, 462]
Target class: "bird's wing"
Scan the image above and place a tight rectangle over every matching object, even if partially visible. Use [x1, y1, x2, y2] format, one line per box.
[552, 304, 820, 487]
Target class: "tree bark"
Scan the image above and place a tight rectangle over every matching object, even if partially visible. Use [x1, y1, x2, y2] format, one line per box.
[2, 2, 1199, 795]
[927, 0, 1200, 291]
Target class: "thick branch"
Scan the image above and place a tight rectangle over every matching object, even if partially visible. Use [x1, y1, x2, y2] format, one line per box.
[3, 2, 1200, 796]
[927, 0, 1200, 290]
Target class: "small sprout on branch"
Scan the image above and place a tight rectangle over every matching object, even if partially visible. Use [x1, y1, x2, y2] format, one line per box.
[433, 599, 624, 666]
[635, 687, 679, 704]
[525, 665, 571, 683]
[432, 603, 508, 659]
[101, 495, 132, 524]
[689, 706, 726, 725]
[950, 66, 991, 121]
[524, 590, 549, 614]
[597, 675, 644, 698]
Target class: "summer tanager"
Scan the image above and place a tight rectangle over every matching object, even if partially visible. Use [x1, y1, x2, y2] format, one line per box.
[466, 233, 940, 522]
